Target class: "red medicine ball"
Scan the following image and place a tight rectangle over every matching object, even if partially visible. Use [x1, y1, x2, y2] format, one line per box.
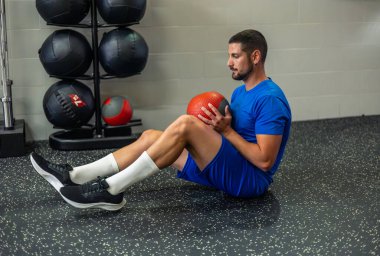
[187, 91, 229, 122]
[102, 96, 133, 126]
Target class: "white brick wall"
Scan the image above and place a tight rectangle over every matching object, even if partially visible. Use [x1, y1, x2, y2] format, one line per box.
[1, 0, 380, 141]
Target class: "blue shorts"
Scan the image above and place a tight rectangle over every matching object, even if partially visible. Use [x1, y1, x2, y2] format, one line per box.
[177, 136, 272, 198]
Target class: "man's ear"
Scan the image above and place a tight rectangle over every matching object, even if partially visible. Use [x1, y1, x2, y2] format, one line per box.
[251, 50, 261, 65]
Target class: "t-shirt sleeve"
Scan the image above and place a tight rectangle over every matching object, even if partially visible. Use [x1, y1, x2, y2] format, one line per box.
[255, 95, 288, 135]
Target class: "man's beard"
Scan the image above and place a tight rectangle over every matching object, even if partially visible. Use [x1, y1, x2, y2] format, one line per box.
[232, 63, 254, 81]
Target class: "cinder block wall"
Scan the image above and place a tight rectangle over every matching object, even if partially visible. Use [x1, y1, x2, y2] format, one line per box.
[2, 0, 380, 141]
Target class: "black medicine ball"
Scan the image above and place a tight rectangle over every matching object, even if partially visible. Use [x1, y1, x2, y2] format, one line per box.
[43, 80, 95, 129]
[99, 28, 148, 77]
[97, 0, 147, 24]
[39, 29, 92, 77]
[36, 0, 90, 25]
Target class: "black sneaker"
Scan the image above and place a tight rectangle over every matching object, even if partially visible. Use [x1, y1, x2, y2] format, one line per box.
[60, 177, 126, 211]
[30, 152, 76, 192]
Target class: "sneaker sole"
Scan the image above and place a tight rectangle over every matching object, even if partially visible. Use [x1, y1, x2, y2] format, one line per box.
[30, 154, 64, 193]
[61, 194, 126, 211]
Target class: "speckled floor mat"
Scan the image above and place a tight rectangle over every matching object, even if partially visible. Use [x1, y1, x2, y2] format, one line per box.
[1, 115, 379, 255]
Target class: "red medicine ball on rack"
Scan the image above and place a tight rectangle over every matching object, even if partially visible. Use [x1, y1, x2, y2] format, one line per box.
[102, 96, 133, 126]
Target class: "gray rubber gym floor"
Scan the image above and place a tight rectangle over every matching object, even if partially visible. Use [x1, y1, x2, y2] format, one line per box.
[0, 115, 379, 255]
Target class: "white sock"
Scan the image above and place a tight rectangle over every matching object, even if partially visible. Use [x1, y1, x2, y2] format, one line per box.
[69, 153, 119, 184]
[106, 151, 160, 195]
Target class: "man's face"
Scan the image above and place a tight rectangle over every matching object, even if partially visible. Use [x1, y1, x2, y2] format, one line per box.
[227, 43, 254, 81]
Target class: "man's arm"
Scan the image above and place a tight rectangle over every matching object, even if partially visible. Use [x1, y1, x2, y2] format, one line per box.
[200, 104, 282, 172]
[223, 128, 282, 171]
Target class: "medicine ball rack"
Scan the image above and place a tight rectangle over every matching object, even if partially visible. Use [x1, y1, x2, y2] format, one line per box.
[45, 0, 143, 150]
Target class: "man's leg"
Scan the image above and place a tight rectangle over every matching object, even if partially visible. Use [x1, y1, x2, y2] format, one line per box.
[30, 129, 164, 191]
[112, 129, 163, 169]
[69, 129, 164, 183]
[106, 115, 222, 195]
[147, 115, 222, 170]
[59, 115, 222, 210]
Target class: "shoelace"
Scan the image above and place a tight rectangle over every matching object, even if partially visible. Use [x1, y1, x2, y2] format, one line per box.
[81, 176, 109, 194]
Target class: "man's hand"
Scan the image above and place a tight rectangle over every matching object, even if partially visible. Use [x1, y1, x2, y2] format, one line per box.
[198, 103, 232, 134]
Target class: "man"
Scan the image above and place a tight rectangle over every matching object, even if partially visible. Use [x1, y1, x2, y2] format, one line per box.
[31, 29, 291, 211]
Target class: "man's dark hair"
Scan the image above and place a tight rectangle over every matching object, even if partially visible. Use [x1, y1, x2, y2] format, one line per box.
[229, 29, 267, 63]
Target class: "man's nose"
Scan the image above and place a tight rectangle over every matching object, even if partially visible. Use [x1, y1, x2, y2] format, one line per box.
[227, 57, 233, 67]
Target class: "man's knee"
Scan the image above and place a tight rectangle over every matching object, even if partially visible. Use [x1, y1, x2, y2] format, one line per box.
[139, 129, 162, 147]
[172, 115, 201, 137]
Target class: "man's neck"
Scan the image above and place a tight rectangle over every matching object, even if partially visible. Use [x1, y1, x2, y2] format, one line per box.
[244, 68, 267, 91]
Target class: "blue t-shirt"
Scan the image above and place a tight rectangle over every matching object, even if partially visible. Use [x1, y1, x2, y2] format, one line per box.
[230, 78, 291, 178]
